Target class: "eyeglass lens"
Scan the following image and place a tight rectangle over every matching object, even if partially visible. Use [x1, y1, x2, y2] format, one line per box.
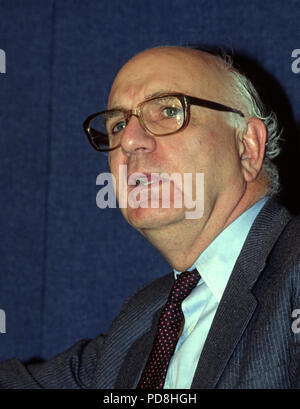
[89, 95, 185, 150]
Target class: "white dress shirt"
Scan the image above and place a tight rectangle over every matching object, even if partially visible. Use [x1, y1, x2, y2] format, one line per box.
[164, 197, 268, 389]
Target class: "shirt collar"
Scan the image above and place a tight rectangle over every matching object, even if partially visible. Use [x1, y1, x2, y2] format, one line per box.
[174, 197, 268, 302]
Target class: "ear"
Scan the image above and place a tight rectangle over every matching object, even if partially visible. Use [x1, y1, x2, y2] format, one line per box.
[238, 117, 267, 183]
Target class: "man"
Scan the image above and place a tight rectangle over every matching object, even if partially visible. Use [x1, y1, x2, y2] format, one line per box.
[0, 46, 299, 389]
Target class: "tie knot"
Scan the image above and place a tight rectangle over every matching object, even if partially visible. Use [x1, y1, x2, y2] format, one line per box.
[168, 269, 200, 304]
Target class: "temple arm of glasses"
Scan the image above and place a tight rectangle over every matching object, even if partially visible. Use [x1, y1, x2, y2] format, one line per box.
[188, 96, 245, 117]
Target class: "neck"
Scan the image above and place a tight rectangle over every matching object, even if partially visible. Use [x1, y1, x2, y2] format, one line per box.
[141, 183, 267, 271]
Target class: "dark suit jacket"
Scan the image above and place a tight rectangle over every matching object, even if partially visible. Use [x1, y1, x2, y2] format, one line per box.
[0, 198, 300, 388]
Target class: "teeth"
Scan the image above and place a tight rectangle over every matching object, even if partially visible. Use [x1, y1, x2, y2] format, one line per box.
[136, 177, 152, 186]
[135, 177, 143, 186]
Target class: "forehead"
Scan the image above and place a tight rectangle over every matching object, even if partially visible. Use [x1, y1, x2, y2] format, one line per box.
[108, 48, 227, 109]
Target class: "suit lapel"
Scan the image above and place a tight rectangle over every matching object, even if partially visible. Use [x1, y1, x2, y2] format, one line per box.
[191, 262, 259, 388]
[191, 199, 293, 388]
[97, 272, 174, 389]
[114, 306, 163, 388]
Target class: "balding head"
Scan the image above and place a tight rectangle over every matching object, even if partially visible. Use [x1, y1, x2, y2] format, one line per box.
[108, 46, 235, 111]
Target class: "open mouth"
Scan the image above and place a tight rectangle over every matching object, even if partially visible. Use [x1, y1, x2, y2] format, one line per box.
[128, 173, 167, 189]
[135, 176, 155, 186]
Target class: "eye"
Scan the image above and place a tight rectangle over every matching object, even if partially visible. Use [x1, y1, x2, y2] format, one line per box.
[111, 120, 127, 134]
[162, 106, 182, 118]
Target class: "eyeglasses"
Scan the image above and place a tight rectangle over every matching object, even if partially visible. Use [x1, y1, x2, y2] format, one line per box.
[83, 93, 245, 152]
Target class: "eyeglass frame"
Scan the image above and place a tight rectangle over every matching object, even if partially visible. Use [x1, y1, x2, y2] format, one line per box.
[83, 93, 245, 152]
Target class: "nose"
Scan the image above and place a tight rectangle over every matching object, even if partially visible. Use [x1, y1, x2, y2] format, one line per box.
[120, 115, 157, 156]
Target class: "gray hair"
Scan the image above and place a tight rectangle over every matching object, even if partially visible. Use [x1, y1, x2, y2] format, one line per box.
[219, 53, 282, 196]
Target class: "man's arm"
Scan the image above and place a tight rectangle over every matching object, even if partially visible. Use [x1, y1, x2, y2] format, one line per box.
[0, 334, 105, 389]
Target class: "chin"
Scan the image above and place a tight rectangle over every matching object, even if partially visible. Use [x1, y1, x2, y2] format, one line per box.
[125, 205, 185, 230]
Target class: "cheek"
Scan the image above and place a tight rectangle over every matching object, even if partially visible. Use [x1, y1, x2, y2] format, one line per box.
[187, 130, 231, 192]
[207, 132, 242, 186]
[108, 156, 122, 200]
[109, 150, 125, 178]
[186, 130, 218, 167]
[206, 131, 218, 149]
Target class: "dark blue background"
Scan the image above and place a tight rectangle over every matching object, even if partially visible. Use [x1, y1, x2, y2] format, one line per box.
[0, 0, 299, 362]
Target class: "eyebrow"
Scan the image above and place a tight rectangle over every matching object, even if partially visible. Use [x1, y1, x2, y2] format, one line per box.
[144, 89, 177, 99]
[109, 89, 178, 111]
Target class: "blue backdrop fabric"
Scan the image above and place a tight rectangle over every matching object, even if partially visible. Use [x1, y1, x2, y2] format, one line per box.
[0, 0, 299, 362]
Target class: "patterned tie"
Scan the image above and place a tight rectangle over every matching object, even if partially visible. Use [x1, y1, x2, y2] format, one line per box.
[136, 269, 200, 389]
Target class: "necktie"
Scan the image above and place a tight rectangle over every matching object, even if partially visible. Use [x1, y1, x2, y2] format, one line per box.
[136, 269, 200, 389]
